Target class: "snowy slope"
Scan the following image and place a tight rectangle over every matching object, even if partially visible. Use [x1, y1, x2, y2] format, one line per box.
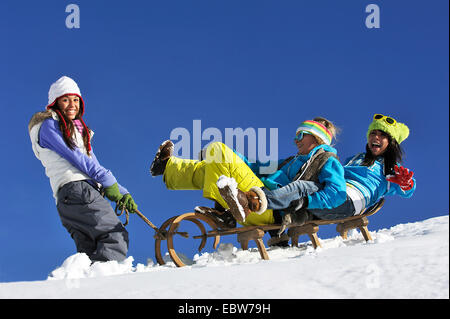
[0, 215, 448, 299]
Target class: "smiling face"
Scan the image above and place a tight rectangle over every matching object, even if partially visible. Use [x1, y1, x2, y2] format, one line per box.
[57, 95, 80, 120]
[367, 130, 390, 156]
[295, 133, 319, 155]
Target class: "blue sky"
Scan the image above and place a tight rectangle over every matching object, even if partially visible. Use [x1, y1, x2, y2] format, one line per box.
[0, 0, 448, 282]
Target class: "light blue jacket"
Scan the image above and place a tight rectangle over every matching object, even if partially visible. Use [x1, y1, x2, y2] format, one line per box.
[235, 144, 347, 210]
[343, 153, 416, 208]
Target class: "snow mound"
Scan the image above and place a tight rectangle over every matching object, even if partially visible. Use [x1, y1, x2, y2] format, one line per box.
[0, 215, 448, 299]
[48, 254, 155, 280]
[47, 215, 446, 280]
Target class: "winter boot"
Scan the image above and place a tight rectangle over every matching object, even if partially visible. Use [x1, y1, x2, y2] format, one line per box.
[277, 198, 312, 236]
[212, 201, 237, 229]
[267, 210, 289, 246]
[150, 140, 174, 176]
[217, 187, 268, 223]
[216, 176, 268, 222]
[245, 187, 268, 215]
[217, 184, 251, 222]
[267, 233, 290, 247]
[195, 204, 237, 229]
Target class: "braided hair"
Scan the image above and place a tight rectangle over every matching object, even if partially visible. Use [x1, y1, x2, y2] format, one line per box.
[49, 98, 92, 155]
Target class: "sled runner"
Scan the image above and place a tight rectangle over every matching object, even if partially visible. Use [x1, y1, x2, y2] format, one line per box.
[152, 198, 385, 267]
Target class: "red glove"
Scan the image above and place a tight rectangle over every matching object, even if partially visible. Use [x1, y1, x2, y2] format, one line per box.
[386, 165, 414, 191]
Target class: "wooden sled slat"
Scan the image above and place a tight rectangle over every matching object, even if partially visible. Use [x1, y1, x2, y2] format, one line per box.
[155, 198, 385, 266]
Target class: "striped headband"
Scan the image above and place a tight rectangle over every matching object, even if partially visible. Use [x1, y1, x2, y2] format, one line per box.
[296, 120, 333, 145]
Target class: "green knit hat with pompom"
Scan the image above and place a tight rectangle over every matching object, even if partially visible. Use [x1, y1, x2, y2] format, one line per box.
[367, 114, 410, 144]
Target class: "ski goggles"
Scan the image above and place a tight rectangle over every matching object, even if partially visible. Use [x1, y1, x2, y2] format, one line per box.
[373, 114, 397, 126]
[295, 120, 333, 145]
[294, 130, 312, 142]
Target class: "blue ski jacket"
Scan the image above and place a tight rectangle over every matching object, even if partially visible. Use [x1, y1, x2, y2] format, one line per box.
[343, 153, 416, 208]
[235, 144, 347, 210]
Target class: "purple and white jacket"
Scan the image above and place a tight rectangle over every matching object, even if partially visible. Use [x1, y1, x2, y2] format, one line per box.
[29, 110, 128, 203]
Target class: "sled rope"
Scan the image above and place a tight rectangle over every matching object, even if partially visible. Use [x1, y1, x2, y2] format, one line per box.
[115, 205, 177, 240]
[135, 209, 158, 230]
[115, 205, 130, 226]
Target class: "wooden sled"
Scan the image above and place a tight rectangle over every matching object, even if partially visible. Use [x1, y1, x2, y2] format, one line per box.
[154, 198, 385, 267]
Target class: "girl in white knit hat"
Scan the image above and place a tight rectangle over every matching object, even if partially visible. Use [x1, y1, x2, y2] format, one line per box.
[28, 76, 138, 262]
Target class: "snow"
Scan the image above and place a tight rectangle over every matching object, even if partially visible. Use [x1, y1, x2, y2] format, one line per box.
[216, 175, 238, 192]
[216, 175, 246, 220]
[0, 215, 448, 299]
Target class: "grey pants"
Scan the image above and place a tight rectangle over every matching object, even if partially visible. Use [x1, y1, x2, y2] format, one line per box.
[56, 180, 129, 262]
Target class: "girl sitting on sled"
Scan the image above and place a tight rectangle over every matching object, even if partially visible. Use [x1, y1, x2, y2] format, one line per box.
[249, 114, 416, 241]
[149, 117, 347, 227]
